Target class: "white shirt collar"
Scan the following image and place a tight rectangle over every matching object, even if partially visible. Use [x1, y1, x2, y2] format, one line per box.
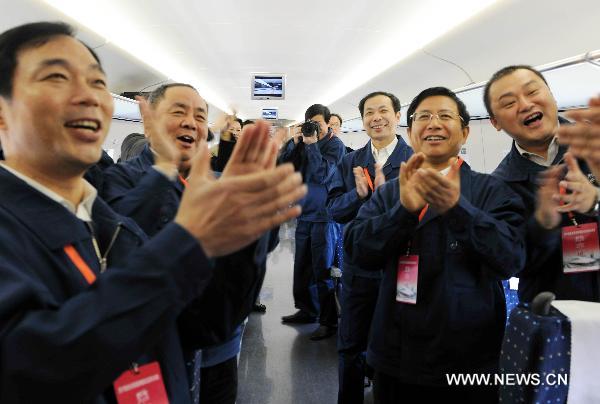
[0, 162, 97, 222]
[514, 137, 560, 167]
[370, 137, 398, 165]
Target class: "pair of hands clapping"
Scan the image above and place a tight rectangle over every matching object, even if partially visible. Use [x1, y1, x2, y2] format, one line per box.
[137, 96, 307, 258]
[535, 95, 600, 229]
[353, 164, 384, 199]
[399, 153, 461, 215]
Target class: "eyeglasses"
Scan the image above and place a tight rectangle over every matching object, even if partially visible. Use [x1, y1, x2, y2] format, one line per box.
[410, 110, 464, 124]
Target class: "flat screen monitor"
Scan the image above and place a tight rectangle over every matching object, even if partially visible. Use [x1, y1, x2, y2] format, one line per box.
[262, 108, 278, 120]
[251, 74, 285, 100]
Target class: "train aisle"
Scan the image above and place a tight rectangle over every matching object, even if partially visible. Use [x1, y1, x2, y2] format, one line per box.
[238, 223, 374, 403]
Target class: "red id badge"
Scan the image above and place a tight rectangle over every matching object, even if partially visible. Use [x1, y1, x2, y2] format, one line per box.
[396, 255, 419, 304]
[113, 362, 169, 404]
[562, 222, 600, 273]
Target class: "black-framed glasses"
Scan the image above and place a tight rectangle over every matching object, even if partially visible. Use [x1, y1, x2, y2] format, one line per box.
[410, 110, 464, 123]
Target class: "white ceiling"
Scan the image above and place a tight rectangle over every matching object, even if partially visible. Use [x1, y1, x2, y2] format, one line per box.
[2, 0, 600, 130]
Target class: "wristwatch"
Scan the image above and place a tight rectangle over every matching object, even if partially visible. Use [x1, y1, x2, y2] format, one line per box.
[585, 187, 600, 217]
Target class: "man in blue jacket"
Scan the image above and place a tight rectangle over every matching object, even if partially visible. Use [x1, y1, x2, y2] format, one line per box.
[0, 21, 306, 403]
[345, 87, 525, 403]
[280, 104, 346, 340]
[102, 83, 282, 403]
[327, 91, 412, 403]
[485, 65, 600, 302]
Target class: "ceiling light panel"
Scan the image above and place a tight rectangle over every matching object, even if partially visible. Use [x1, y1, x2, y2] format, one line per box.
[43, 0, 501, 121]
[43, 0, 232, 114]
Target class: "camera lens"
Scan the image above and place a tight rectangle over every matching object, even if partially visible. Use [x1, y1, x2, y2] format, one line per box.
[300, 120, 320, 137]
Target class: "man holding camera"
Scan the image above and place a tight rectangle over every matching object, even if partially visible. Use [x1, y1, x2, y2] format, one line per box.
[280, 104, 346, 340]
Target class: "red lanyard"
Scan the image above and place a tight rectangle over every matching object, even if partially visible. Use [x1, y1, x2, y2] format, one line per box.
[407, 157, 464, 253]
[363, 168, 374, 193]
[416, 157, 463, 223]
[64, 245, 97, 285]
[178, 175, 188, 188]
[418, 205, 429, 222]
[559, 186, 578, 226]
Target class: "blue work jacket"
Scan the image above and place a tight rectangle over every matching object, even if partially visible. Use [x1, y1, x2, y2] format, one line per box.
[0, 166, 213, 403]
[102, 145, 274, 347]
[344, 162, 526, 385]
[280, 133, 346, 222]
[327, 136, 412, 278]
[493, 142, 600, 302]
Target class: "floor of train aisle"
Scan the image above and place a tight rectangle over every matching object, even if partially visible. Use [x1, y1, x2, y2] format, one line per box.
[238, 221, 374, 404]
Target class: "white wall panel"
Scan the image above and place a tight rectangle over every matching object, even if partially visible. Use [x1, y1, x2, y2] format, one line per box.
[339, 119, 514, 174]
[103, 119, 144, 161]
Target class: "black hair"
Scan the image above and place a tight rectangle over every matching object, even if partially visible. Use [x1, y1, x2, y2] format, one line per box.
[120, 133, 147, 162]
[358, 91, 401, 118]
[233, 118, 243, 127]
[242, 119, 254, 127]
[207, 128, 214, 142]
[483, 65, 548, 118]
[0, 21, 101, 98]
[406, 87, 470, 128]
[305, 104, 331, 123]
[330, 113, 343, 125]
[147, 83, 199, 107]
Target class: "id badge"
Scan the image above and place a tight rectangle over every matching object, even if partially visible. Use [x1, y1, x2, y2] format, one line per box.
[113, 362, 169, 404]
[396, 255, 419, 304]
[562, 222, 600, 273]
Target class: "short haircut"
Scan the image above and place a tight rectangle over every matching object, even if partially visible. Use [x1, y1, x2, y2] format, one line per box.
[330, 113, 343, 125]
[242, 119, 254, 127]
[483, 65, 548, 118]
[147, 83, 199, 107]
[406, 87, 470, 128]
[233, 118, 243, 127]
[120, 133, 147, 162]
[358, 91, 401, 118]
[0, 21, 101, 98]
[305, 104, 331, 123]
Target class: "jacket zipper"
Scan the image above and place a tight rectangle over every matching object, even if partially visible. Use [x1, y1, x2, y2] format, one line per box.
[85, 222, 122, 273]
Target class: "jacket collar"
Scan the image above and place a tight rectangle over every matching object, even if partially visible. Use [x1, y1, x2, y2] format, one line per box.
[494, 141, 567, 182]
[360, 136, 412, 177]
[139, 144, 156, 166]
[137, 144, 185, 193]
[0, 166, 123, 250]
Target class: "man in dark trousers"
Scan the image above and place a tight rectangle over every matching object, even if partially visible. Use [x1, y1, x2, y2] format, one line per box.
[345, 87, 525, 403]
[327, 91, 412, 403]
[0, 21, 305, 403]
[280, 104, 346, 340]
[485, 65, 600, 302]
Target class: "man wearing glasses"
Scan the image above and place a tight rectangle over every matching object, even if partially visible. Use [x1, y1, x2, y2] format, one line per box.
[344, 87, 525, 403]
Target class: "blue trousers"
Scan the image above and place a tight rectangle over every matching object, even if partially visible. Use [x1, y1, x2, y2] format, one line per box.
[293, 220, 338, 326]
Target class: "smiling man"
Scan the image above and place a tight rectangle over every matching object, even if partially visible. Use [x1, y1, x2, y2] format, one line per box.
[103, 83, 208, 235]
[485, 65, 600, 303]
[344, 87, 525, 403]
[102, 85, 287, 403]
[0, 21, 305, 403]
[327, 91, 412, 404]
